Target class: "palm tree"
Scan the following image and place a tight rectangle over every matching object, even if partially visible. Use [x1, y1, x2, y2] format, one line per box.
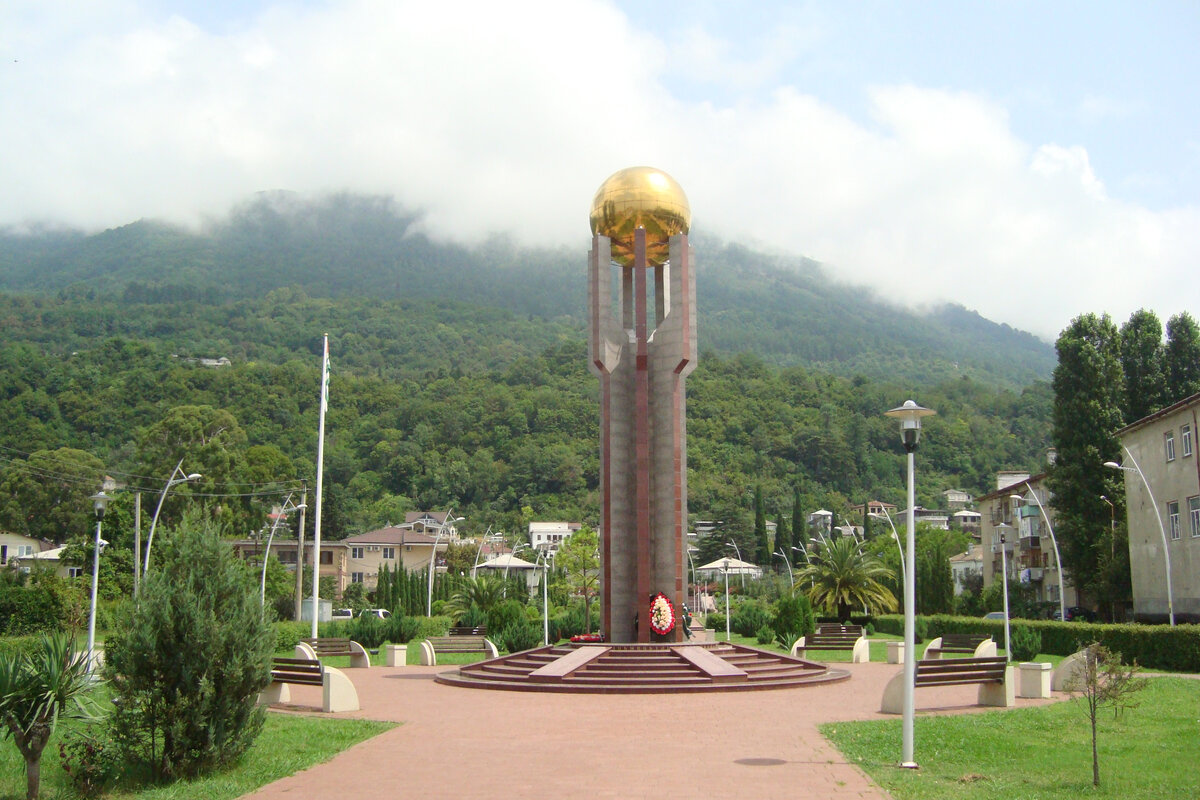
[442, 576, 507, 622]
[0, 633, 99, 800]
[796, 535, 898, 620]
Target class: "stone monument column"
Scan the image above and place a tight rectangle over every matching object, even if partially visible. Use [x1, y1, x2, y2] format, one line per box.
[588, 167, 697, 643]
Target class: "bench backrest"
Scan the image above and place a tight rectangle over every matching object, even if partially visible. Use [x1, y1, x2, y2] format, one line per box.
[915, 656, 1007, 685]
[271, 656, 323, 682]
[302, 637, 354, 655]
[942, 633, 991, 647]
[817, 624, 864, 635]
[427, 635, 489, 650]
[448, 626, 487, 636]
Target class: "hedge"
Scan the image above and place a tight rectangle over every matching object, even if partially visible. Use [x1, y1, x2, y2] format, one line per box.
[874, 614, 1200, 672]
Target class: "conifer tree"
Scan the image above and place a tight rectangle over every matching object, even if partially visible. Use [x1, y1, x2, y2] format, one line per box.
[774, 512, 792, 573]
[1047, 313, 1126, 609]
[753, 485, 770, 566]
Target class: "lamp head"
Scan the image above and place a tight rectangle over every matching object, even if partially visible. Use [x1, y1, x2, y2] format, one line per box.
[89, 491, 111, 520]
[185, 473, 201, 481]
[1103, 461, 1124, 470]
[884, 400, 936, 453]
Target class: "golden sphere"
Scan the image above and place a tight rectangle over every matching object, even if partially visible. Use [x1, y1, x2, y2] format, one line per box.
[589, 166, 690, 266]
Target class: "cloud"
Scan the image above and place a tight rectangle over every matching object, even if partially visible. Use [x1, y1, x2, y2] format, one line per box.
[1, 0, 1196, 340]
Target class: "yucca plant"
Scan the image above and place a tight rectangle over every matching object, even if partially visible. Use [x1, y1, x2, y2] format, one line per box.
[0, 633, 99, 800]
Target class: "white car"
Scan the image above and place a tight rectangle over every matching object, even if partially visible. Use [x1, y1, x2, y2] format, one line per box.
[331, 608, 353, 620]
[358, 608, 392, 619]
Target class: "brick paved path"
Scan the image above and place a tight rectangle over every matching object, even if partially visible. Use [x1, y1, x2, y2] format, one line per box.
[242, 660, 1059, 800]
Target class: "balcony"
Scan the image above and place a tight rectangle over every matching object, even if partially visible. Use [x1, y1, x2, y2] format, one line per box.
[1020, 567, 1044, 583]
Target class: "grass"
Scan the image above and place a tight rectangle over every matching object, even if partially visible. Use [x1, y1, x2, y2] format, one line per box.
[821, 677, 1200, 799]
[0, 710, 393, 800]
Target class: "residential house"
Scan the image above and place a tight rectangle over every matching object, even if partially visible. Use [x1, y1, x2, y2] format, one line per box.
[340, 526, 450, 591]
[0, 532, 52, 570]
[1114, 392, 1200, 622]
[977, 472, 1075, 609]
[949, 543, 983, 595]
[232, 538, 349, 596]
[529, 521, 581, 554]
[942, 489, 973, 510]
[896, 507, 950, 531]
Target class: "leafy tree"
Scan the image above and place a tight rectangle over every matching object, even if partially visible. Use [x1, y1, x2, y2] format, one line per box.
[104, 512, 274, 780]
[1118, 309, 1165, 423]
[0, 633, 98, 800]
[1048, 314, 1125, 608]
[1165, 311, 1200, 402]
[0, 448, 105, 543]
[797, 535, 898, 620]
[555, 526, 599, 633]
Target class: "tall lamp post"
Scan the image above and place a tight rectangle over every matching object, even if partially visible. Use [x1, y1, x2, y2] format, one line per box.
[142, 458, 201, 578]
[725, 540, 745, 588]
[885, 399, 936, 770]
[994, 522, 1013, 660]
[1106, 453, 1175, 626]
[535, 549, 550, 645]
[261, 494, 306, 611]
[86, 491, 111, 669]
[721, 558, 731, 641]
[1010, 492, 1065, 624]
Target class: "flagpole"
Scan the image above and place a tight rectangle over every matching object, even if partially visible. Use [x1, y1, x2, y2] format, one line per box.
[311, 333, 329, 638]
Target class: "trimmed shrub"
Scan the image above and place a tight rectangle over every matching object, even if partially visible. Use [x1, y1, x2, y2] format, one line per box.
[732, 600, 771, 638]
[1009, 625, 1042, 661]
[487, 600, 528, 635]
[755, 625, 774, 645]
[706, 612, 726, 634]
[497, 619, 541, 653]
[271, 621, 308, 651]
[771, 593, 815, 649]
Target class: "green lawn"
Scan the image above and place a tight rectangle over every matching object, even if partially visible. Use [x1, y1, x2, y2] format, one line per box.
[0, 709, 393, 800]
[822, 677, 1200, 799]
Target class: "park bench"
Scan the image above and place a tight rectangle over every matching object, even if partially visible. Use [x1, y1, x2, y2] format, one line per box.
[880, 655, 1013, 713]
[448, 626, 488, 636]
[419, 634, 499, 666]
[924, 633, 997, 659]
[297, 637, 372, 668]
[791, 626, 869, 663]
[259, 656, 360, 713]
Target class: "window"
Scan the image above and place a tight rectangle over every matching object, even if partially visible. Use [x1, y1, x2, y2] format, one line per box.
[1167, 501, 1181, 540]
[320, 551, 333, 565]
[351, 572, 364, 584]
[382, 547, 396, 560]
[17, 545, 33, 557]
[351, 547, 364, 559]
[67, 567, 83, 578]
[1165, 431, 1176, 461]
[1183, 424, 1193, 457]
[1190, 496, 1200, 537]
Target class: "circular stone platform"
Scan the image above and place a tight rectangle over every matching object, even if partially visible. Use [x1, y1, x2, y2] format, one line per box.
[435, 640, 850, 693]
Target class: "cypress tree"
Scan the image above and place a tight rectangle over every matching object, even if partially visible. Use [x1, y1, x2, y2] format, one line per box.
[753, 485, 770, 566]
[1047, 313, 1126, 609]
[1119, 309, 1166, 423]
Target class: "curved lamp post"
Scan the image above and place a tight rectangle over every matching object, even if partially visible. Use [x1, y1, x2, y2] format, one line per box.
[721, 558, 731, 641]
[1010, 492, 1065, 623]
[885, 399, 936, 770]
[427, 511, 464, 616]
[773, 548, 794, 590]
[725, 540, 745, 588]
[869, 510, 906, 578]
[535, 548, 550, 645]
[261, 494, 306, 611]
[86, 490, 111, 669]
[1106, 453, 1175, 626]
[142, 459, 201, 579]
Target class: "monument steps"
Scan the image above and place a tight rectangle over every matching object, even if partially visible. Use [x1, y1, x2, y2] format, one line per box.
[435, 641, 850, 694]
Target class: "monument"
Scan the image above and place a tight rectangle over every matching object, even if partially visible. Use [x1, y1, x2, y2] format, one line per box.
[588, 166, 696, 643]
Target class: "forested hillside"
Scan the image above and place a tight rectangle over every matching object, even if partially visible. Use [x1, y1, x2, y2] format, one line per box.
[0, 192, 1057, 554]
[0, 192, 1054, 389]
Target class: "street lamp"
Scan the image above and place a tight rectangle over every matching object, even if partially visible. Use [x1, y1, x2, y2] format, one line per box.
[1106, 454, 1175, 626]
[869, 510, 906, 578]
[261, 494, 306, 611]
[773, 549, 794, 591]
[725, 540, 745, 588]
[884, 399, 936, 770]
[994, 522, 1013, 660]
[721, 558, 731, 641]
[1010, 492, 1065, 624]
[142, 459, 201, 578]
[535, 548, 550, 645]
[427, 511, 464, 617]
[86, 490, 111, 669]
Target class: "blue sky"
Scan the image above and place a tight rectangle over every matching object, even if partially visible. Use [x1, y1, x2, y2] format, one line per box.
[2, 1, 1198, 338]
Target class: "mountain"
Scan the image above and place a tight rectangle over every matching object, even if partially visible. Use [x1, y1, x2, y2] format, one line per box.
[0, 192, 1054, 390]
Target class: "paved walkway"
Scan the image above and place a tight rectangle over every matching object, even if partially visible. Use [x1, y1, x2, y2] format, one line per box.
[243, 660, 1061, 800]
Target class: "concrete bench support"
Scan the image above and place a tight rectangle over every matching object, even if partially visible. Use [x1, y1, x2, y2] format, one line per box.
[1019, 661, 1052, 698]
[886, 641, 904, 664]
[1051, 650, 1088, 692]
[791, 635, 869, 663]
[384, 644, 407, 667]
[881, 660, 1013, 713]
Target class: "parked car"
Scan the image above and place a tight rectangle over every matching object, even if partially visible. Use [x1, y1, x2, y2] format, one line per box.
[982, 611, 1007, 620]
[358, 608, 392, 619]
[331, 608, 353, 620]
[1053, 606, 1097, 622]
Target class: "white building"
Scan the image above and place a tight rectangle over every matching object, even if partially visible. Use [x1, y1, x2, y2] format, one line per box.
[528, 521, 581, 554]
